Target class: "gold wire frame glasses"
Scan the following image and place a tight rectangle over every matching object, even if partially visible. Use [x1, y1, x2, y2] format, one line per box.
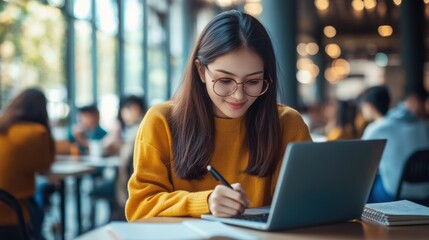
[205, 66, 271, 97]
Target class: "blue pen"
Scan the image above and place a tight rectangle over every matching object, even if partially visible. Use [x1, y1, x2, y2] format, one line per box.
[207, 165, 233, 189]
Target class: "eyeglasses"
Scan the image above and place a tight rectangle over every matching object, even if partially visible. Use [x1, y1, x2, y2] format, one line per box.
[205, 66, 271, 97]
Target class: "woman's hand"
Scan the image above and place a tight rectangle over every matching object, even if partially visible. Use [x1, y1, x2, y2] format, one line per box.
[208, 183, 251, 217]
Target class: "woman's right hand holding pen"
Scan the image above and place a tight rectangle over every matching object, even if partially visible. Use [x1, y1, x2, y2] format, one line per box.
[208, 183, 251, 217]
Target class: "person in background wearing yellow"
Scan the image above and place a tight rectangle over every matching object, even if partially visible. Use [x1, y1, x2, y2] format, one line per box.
[0, 88, 55, 239]
[326, 100, 359, 140]
[126, 10, 312, 221]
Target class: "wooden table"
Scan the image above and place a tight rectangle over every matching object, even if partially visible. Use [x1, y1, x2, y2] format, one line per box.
[46, 161, 96, 240]
[75, 217, 429, 240]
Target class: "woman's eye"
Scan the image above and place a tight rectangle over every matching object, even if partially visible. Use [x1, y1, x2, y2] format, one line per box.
[217, 79, 235, 84]
[246, 80, 261, 85]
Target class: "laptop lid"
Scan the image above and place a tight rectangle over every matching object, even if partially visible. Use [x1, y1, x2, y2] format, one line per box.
[201, 139, 386, 231]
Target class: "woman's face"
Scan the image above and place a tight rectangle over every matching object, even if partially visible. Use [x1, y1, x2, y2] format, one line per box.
[201, 47, 264, 119]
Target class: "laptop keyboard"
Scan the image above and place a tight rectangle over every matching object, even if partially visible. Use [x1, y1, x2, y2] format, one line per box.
[230, 213, 269, 222]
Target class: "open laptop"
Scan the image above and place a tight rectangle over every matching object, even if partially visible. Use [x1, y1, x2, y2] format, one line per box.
[201, 139, 386, 231]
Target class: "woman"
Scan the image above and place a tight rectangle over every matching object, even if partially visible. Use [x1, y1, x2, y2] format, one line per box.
[0, 88, 55, 239]
[126, 10, 312, 220]
[326, 100, 359, 140]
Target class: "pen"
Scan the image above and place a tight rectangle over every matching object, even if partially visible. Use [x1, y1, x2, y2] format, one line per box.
[207, 165, 233, 189]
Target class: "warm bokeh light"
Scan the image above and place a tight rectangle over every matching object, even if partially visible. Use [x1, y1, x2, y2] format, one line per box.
[306, 42, 319, 55]
[332, 58, 350, 77]
[378, 25, 393, 37]
[323, 25, 336, 38]
[325, 68, 340, 84]
[297, 58, 314, 70]
[364, 0, 377, 9]
[244, 3, 263, 16]
[309, 64, 320, 78]
[425, 0, 429, 4]
[297, 57, 319, 84]
[393, 0, 401, 6]
[352, 0, 364, 11]
[215, 0, 233, 8]
[325, 43, 341, 59]
[314, 0, 330, 11]
[325, 59, 350, 83]
[297, 43, 307, 56]
[297, 70, 314, 84]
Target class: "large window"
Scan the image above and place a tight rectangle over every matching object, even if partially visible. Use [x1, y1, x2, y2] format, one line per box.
[147, 0, 169, 105]
[124, 0, 144, 95]
[75, 20, 93, 106]
[0, 1, 66, 122]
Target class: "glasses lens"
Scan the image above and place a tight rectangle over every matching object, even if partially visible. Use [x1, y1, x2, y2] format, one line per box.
[213, 79, 237, 97]
[244, 80, 268, 97]
[213, 79, 270, 97]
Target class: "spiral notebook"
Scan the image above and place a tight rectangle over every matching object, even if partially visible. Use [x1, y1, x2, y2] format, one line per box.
[361, 200, 429, 226]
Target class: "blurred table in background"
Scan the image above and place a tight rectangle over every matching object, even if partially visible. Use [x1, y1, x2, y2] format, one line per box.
[46, 161, 96, 240]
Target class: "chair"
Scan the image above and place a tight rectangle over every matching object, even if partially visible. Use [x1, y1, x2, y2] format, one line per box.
[0, 188, 30, 240]
[396, 149, 429, 205]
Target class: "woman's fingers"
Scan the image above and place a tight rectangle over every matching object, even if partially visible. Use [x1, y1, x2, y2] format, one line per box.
[208, 184, 250, 217]
[210, 197, 245, 217]
[231, 183, 251, 206]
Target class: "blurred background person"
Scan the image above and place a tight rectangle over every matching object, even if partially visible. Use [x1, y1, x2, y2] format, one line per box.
[363, 89, 429, 203]
[359, 85, 391, 128]
[0, 88, 55, 239]
[91, 95, 146, 222]
[326, 100, 359, 140]
[68, 105, 107, 155]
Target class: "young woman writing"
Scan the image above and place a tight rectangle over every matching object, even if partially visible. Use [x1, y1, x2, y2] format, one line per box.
[126, 10, 312, 221]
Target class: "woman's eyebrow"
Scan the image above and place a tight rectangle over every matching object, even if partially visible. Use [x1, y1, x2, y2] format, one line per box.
[214, 69, 264, 77]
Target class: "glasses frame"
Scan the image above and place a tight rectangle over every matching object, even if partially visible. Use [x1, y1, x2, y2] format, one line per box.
[204, 66, 272, 97]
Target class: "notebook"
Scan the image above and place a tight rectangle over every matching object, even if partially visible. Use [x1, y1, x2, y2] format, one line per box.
[106, 220, 258, 240]
[361, 200, 429, 226]
[202, 139, 386, 231]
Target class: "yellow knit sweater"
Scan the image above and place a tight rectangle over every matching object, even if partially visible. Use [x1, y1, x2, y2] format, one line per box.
[0, 123, 54, 225]
[126, 102, 312, 221]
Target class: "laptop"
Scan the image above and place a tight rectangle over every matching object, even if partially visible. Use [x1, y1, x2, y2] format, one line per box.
[201, 139, 386, 231]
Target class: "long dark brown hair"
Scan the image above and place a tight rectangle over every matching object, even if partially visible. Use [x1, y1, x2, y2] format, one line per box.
[0, 88, 51, 134]
[170, 10, 280, 180]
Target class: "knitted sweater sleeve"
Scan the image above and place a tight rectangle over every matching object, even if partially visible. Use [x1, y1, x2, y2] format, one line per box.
[125, 104, 212, 221]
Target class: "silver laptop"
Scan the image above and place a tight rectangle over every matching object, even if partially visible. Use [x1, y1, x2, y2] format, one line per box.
[202, 139, 386, 231]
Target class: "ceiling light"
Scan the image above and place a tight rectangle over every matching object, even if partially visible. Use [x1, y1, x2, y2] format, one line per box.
[297, 70, 314, 84]
[352, 0, 364, 11]
[364, 0, 377, 9]
[297, 58, 314, 70]
[323, 26, 336, 38]
[378, 25, 393, 37]
[325, 43, 341, 59]
[297, 43, 307, 56]
[314, 0, 329, 11]
[393, 0, 401, 6]
[306, 42, 319, 55]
